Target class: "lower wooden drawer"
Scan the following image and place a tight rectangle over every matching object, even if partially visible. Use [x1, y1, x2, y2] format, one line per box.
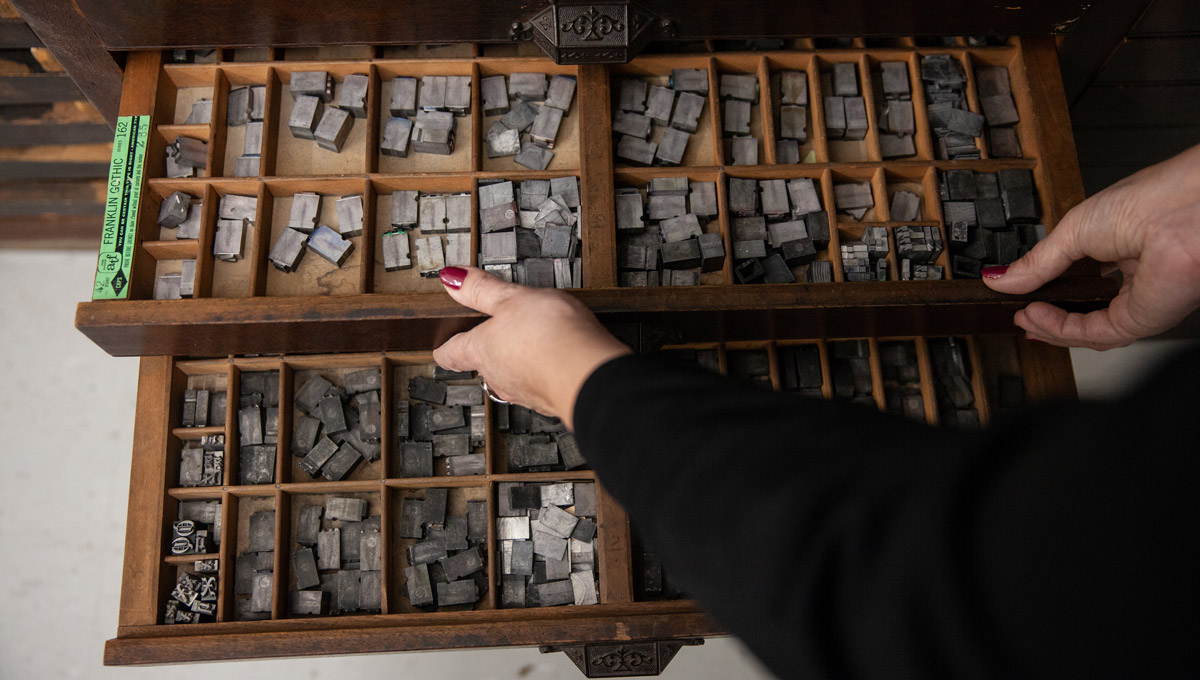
[107, 334, 1074, 670]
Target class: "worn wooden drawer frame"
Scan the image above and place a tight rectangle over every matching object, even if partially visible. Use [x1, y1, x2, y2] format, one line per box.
[107, 335, 1074, 667]
[76, 36, 1114, 358]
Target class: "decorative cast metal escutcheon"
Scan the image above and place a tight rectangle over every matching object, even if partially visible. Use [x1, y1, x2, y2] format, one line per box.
[511, 0, 677, 64]
[540, 639, 705, 677]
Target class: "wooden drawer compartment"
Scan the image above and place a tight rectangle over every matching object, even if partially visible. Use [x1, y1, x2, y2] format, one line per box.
[76, 37, 1114, 358]
[108, 334, 1074, 666]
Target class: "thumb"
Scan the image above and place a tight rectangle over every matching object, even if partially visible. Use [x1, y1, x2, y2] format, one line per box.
[433, 330, 481, 374]
[984, 213, 1084, 295]
[438, 266, 520, 315]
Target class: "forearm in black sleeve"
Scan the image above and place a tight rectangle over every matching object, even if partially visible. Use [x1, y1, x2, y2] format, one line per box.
[572, 350, 1200, 680]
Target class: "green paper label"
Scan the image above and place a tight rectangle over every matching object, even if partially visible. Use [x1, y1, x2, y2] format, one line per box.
[92, 115, 149, 300]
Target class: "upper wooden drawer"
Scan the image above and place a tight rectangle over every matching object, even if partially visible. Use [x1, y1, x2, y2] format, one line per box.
[75, 38, 1115, 358]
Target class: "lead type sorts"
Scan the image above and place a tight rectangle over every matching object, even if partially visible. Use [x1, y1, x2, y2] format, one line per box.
[477, 178, 582, 288]
[495, 481, 599, 608]
[724, 176, 831, 284]
[616, 176, 725, 287]
[400, 488, 489, 610]
[394, 368, 486, 477]
[482, 72, 576, 170]
[614, 68, 708, 166]
[290, 497, 383, 616]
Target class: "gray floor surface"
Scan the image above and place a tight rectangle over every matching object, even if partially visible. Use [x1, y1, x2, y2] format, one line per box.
[0, 251, 1191, 679]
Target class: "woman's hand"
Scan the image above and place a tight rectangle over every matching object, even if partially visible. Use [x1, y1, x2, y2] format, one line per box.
[431, 266, 631, 429]
[984, 144, 1200, 350]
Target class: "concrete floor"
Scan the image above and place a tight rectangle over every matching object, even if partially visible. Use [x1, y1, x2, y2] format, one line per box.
[0, 251, 1192, 679]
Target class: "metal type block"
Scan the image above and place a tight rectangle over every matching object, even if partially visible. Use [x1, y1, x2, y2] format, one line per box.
[461, 501, 488, 544]
[645, 85, 675, 125]
[696, 232, 726, 272]
[510, 539, 535, 577]
[233, 154, 259, 177]
[834, 182, 874, 211]
[758, 179, 789, 217]
[184, 98, 212, 125]
[533, 530, 569, 561]
[175, 137, 206, 167]
[424, 488, 448, 527]
[263, 406, 279, 443]
[980, 93, 1019, 128]
[445, 76, 471, 114]
[267, 227, 308, 273]
[240, 444, 275, 484]
[660, 214, 703, 243]
[976, 198, 1007, 230]
[724, 99, 751, 136]
[535, 580, 574, 607]
[545, 75, 576, 111]
[485, 120, 521, 158]
[545, 552, 571, 581]
[179, 447, 204, 486]
[428, 405, 465, 433]
[291, 547, 321, 590]
[419, 75, 447, 111]
[335, 571, 361, 613]
[291, 589, 326, 616]
[615, 135, 656, 165]
[781, 237, 817, 266]
[542, 482, 575, 508]
[479, 180, 516, 210]
[418, 194, 448, 233]
[379, 116, 413, 158]
[436, 579, 478, 607]
[411, 110, 456, 154]
[885, 100, 915, 136]
[412, 235, 445, 276]
[409, 538, 448, 566]
[943, 201, 978, 226]
[646, 194, 686, 221]
[480, 75, 509, 116]
[399, 498, 425, 539]
[844, 96, 869, 141]
[215, 194, 255, 224]
[316, 394, 347, 434]
[617, 78, 647, 112]
[734, 257, 766, 283]
[509, 72, 548, 101]
[516, 180, 548, 211]
[157, 191, 191, 228]
[321, 444, 362, 481]
[730, 136, 758, 166]
[410, 402, 433, 441]
[660, 238, 702, 270]
[761, 253, 795, 284]
[441, 232, 469, 268]
[443, 516, 469, 551]
[733, 239, 768, 261]
[176, 202, 203, 239]
[824, 95, 846, 139]
[498, 516, 531, 541]
[384, 190, 417, 230]
[285, 192, 320, 233]
[670, 91, 704, 133]
[288, 95, 324, 140]
[720, 73, 758, 102]
[212, 219, 246, 262]
[727, 177, 758, 216]
[290, 71, 333, 102]
[988, 127, 1022, 158]
[165, 146, 193, 177]
[653, 127, 688, 165]
[571, 571, 598, 606]
[522, 257, 554, 288]
[780, 70, 808, 106]
[530, 105, 563, 147]
[768, 220, 808, 248]
[612, 110, 652, 139]
[326, 497, 367, 523]
[832, 62, 859, 96]
[360, 532, 382, 572]
[243, 510, 275, 554]
[239, 405, 263, 446]
[397, 441, 433, 478]
[540, 224, 574, 258]
[952, 255, 982, 278]
[433, 433, 471, 458]
[779, 105, 807, 142]
[313, 106, 353, 152]
[880, 62, 910, 98]
[440, 546, 484, 581]
[571, 517, 597, 543]
[671, 68, 709, 94]
[510, 484, 542, 510]
[154, 273, 182, 300]
[406, 563, 435, 606]
[295, 374, 333, 414]
[248, 573, 273, 613]
[306, 225, 354, 267]
[500, 101, 538, 132]
[514, 142, 554, 170]
[226, 86, 252, 126]
[880, 132, 916, 159]
[778, 137, 803, 163]
[502, 575, 526, 608]
[732, 216, 768, 242]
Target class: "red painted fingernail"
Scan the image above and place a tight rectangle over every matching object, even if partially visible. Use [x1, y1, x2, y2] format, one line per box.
[1026, 334, 1045, 343]
[439, 267, 467, 290]
[981, 265, 1009, 280]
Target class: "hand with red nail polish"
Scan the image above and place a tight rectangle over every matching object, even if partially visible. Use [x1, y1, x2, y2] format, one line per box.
[983, 143, 1200, 350]
[432, 267, 631, 429]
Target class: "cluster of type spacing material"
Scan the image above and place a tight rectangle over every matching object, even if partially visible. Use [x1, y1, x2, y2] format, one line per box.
[236, 371, 279, 485]
[894, 225, 945, 280]
[718, 72, 761, 166]
[397, 370, 485, 477]
[823, 63, 869, 144]
[778, 345, 824, 397]
[499, 405, 587, 473]
[975, 65, 1021, 158]
[268, 192, 363, 273]
[290, 498, 383, 616]
[166, 135, 207, 178]
[876, 62, 917, 159]
[291, 368, 382, 482]
[379, 191, 472, 277]
[400, 489, 489, 610]
[829, 340, 875, 405]
[234, 509, 275, 621]
[286, 71, 363, 154]
[212, 193, 257, 263]
[381, 74, 471, 159]
[616, 177, 725, 287]
[163, 561, 219, 624]
[772, 70, 809, 164]
[496, 482, 599, 608]
[879, 341, 927, 421]
[940, 168, 1043, 279]
[477, 177, 583, 288]
[179, 434, 226, 488]
[727, 177, 832, 284]
[928, 337, 980, 429]
[920, 55, 985, 160]
[225, 84, 268, 176]
[481, 72, 576, 170]
[613, 68, 708, 166]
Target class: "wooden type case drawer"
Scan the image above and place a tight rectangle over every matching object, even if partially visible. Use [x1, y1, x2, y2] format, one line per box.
[75, 37, 1114, 358]
[106, 335, 1076, 667]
